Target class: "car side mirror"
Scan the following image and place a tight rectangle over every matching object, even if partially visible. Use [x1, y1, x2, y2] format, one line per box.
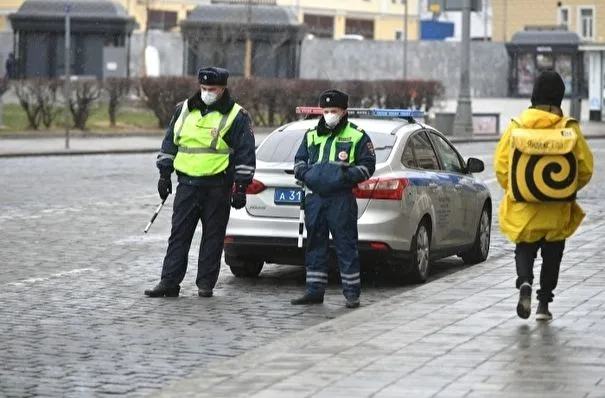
[466, 157, 484, 173]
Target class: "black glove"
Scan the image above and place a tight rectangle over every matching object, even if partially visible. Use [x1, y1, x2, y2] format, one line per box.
[294, 165, 308, 183]
[340, 164, 354, 183]
[157, 176, 172, 200]
[231, 183, 247, 209]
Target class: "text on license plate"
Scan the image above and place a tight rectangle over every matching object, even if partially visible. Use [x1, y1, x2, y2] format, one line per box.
[274, 188, 302, 205]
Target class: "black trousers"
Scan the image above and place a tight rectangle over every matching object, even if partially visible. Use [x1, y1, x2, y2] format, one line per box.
[160, 183, 231, 290]
[515, 239, 565, 303]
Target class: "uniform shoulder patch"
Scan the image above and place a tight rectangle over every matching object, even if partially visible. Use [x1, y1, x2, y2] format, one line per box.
[366, 140, 375, 157]
[348, 122, 365, 134]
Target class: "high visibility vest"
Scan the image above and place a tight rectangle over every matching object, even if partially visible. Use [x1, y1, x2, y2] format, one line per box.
[172, 100, 242, 177]
[306, 123, 365, 165]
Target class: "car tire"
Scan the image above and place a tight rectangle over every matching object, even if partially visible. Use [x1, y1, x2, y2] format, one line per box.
[409, 220, 432, 284]
[226, 255, 264, 278]
[460, 203, 491, 265]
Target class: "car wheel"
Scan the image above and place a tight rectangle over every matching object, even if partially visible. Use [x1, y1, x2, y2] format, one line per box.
[461, 203, 491, 265]
[226, 255, 264, 278]
[409, 220, 431, 283]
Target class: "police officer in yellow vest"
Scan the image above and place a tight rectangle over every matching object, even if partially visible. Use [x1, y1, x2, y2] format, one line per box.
[291, 90, 376, 308]
[145, 67, 256, 298]
[494, 70, 593, 321]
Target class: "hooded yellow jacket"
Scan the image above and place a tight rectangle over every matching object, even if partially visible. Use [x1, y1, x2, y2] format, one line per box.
[494, 108, 594, 243]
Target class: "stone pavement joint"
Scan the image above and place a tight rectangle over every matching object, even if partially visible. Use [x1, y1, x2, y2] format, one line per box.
[150, 215, 605, 398]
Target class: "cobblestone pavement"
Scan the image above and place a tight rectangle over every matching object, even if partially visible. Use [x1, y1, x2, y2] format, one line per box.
[1, 140, 604, 397]
[153, 211, 605, 398]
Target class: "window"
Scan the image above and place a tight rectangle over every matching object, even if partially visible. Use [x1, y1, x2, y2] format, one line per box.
[256, 130, 396, 163]
[395, 30, 403, 40]
[345, 18, 375, 40]
[408, 132, 440, 170]
[401, 144, 416, 168]
[147, 9, 178, 31]
[557, 6, 570, 29]
[303, 14, 334, 38]
[578, 6, 595, 41]
[428, 132, 465, 173]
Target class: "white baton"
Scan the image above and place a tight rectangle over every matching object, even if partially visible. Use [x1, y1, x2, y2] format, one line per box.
[297, 182, 306, 248]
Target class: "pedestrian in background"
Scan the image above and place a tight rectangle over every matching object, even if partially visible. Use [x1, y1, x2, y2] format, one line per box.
[291, 90, 376, 309]
[145, 66, 256, 298]
[494, 70, 593, 321]
[4, 53, 17, 80]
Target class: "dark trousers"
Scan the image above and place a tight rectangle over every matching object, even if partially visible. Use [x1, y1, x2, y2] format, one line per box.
[160, 183, 231, 290]
[515, 239, 565, 303]
[304, 191, 361, 300]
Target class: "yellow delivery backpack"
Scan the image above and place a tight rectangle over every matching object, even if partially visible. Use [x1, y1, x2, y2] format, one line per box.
[508, 117, 579, 203]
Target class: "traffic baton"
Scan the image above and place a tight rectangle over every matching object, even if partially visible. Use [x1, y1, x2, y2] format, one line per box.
[296, 181, 306, 248]
[144, 197, 167, 234]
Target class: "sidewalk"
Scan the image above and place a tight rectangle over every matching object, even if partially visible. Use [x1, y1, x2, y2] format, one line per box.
[0, 131, 272, 158]
[150, 216, 605, 398]
[1, 123, 603, 158]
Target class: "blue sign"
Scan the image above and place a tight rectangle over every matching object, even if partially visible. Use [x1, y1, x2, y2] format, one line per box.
[64, 3, 72, 13]
[274, 188, 302, 205]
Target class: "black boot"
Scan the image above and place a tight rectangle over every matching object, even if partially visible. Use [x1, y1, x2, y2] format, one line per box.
[144, 281, 180, 297]
[345, 297, 360, 309]
[291, 293, 324, 305]
[536, 301, 552, 321]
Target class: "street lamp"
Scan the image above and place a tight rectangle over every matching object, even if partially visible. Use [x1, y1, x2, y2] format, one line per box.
[452, 0, 473, 137]
[64, 2, 72, 149]
[403, 0, 408, 81]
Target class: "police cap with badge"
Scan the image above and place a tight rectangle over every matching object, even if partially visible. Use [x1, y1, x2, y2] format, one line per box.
[319, 89, 348, 109]
[198, 67, 229, 86]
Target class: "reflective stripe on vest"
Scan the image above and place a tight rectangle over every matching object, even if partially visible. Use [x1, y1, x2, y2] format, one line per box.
[172, 99, 242, 177]
[306, 123, 364, 165]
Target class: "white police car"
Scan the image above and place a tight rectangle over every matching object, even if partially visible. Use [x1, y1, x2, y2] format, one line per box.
[225, 107, 491, 283]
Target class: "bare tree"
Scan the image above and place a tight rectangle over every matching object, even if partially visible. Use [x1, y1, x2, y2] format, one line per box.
[104, 77, 132, 127]
[67, 79, 102, 130]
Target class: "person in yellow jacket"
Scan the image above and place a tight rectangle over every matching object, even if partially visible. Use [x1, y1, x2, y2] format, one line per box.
[494, 70, 593, 321]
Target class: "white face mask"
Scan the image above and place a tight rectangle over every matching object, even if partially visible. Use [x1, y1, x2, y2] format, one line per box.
[324, 113, 342, 128]
[201, 90, 219, 105]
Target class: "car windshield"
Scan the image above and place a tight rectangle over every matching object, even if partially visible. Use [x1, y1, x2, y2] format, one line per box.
[257, 129, 397, 163]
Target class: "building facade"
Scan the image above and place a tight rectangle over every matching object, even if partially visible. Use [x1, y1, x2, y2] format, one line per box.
[276, 0, 419, 41]
[1, 0, 419, 41]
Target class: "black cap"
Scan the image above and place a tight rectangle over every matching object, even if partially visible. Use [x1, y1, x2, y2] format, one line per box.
[197, 67, 229, 86]
[531, 70, 566, 107]
[319, 89, 348, 109]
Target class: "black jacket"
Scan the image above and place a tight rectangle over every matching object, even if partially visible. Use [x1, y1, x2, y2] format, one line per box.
[156, 89, 256, 187]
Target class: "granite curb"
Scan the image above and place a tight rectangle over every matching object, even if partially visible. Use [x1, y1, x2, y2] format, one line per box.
[3, 133, 605, 159]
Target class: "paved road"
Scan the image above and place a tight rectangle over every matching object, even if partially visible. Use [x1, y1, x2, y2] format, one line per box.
[1, 140, 604, 397]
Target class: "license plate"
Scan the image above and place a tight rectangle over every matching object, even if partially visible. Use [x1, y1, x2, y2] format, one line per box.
[274, 188, 303, 205]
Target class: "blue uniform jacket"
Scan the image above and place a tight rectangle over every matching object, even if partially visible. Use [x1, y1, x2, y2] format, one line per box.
[293, 115, 376, 197]
[156, 89, 256, 187]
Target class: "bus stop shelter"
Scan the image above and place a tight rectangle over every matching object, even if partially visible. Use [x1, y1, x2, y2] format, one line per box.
[8, 0, 136, 79]
[505, 27, 582, 119]
[180, 3, 305, 78]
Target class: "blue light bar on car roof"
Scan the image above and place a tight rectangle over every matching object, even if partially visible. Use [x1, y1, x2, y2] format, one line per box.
[295, 106, 424, 119]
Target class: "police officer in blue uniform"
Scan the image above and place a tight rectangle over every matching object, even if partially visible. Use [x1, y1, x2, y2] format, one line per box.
[291, 90, 376, 308]
[145, 67, 256, 298]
